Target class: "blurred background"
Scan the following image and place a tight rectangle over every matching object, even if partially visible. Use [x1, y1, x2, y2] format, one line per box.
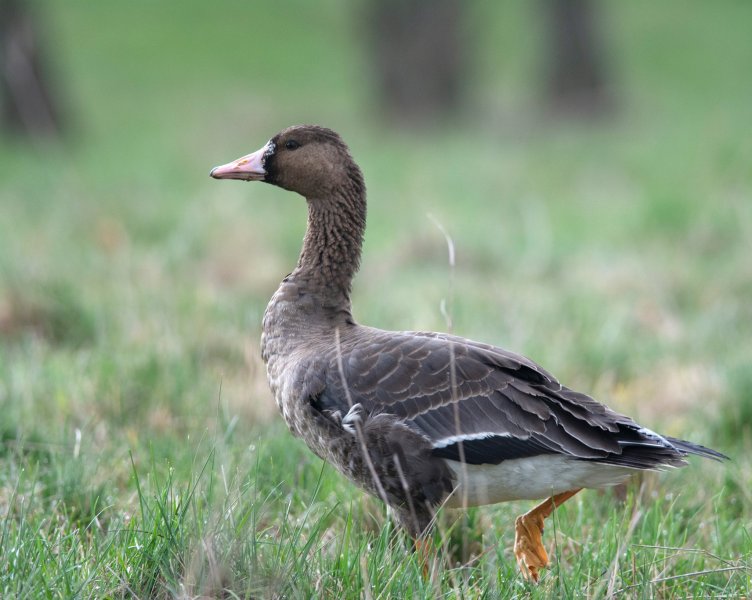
[0, 0, 751, 573]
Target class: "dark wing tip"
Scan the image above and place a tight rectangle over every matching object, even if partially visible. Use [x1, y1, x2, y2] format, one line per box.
[666, 437, 730, 462]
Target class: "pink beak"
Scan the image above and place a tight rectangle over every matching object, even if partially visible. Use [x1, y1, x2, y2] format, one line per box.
[209, 142, 270, 181]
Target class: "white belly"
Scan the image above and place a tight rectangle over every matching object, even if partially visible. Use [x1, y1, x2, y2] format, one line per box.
[443, 455, 635, 508]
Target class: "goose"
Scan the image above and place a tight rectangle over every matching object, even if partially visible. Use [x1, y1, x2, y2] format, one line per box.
[210, 125, 725, 581]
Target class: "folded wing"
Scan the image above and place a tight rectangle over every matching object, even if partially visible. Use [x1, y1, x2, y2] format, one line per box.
[313, 329, 724, 468]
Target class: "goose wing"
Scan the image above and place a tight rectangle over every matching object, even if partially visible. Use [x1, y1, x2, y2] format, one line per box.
[314, 329, 721, 467]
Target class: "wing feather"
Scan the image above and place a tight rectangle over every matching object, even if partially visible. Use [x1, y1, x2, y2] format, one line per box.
[312, 328, 702, 467]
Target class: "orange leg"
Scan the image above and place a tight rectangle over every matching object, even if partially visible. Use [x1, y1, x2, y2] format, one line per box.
[513, 489, 581, 582]
[414, 538, 432, 578]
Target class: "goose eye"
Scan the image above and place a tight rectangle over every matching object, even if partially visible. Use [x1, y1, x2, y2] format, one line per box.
[285, 140, 301, 150]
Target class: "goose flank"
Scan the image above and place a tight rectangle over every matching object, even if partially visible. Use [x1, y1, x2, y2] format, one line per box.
[210, 125, 726, 582]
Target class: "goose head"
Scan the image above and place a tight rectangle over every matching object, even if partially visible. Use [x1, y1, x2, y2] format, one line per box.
[210, 125, 362, 200]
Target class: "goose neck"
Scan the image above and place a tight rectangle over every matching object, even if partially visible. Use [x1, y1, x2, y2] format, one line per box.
[292, 191, 366, 305]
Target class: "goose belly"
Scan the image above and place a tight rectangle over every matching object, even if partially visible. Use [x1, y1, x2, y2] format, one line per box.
[443, 455, 634, 508]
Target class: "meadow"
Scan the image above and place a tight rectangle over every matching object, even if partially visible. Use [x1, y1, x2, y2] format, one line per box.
[1, 1, 751, 597]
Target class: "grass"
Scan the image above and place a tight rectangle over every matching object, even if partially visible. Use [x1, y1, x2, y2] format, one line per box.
[1, 0, 751, 597]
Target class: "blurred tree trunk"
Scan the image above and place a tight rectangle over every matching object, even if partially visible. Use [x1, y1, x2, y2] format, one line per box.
[0, 0, 63, 137]
[543, 0, 613, 117]
[366, 0, 466, 126]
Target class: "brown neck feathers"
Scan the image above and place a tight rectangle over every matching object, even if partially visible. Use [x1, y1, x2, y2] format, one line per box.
[293, 173, 366, 309]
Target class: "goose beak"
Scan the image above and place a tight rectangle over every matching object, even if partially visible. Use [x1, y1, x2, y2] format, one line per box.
[210, 144, 268, 181]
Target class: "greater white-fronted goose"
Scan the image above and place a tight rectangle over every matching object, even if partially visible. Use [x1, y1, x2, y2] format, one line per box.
[210, 125, 726, 582]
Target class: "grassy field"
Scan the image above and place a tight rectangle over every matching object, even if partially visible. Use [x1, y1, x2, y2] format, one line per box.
[1, 0, 751, 597]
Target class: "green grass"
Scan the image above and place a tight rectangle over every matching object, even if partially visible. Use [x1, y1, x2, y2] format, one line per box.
[1, 0, 751, 597]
